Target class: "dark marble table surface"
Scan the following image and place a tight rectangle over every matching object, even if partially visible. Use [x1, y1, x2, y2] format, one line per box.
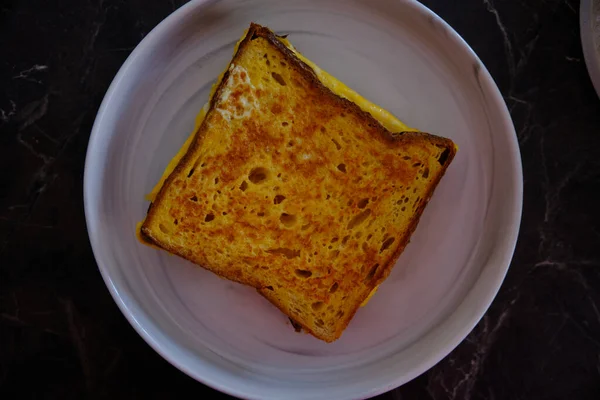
[1, 0, 599, 399]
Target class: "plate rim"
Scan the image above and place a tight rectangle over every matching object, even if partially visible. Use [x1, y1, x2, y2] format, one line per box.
[83, 0, 523, 398]
[580, 0, 600, 98]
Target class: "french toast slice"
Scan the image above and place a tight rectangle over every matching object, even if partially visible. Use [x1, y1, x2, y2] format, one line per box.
[140, 23, 456, 342]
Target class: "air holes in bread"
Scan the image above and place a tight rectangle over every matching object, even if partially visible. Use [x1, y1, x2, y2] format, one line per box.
[295, 269, 312, 278]
[342, 235, 351, 245]
[438, 147, 450, 165]
[347, 209, 371, 230]
[364, 264, 379, 283]
[331, 139, 342, 150]
[329, 282, 339, 293]
[159, 224, 169, 234]
[274, 194, 286, 204]
[268, 248, 300, 259]
[205, 214, 215, 222]
[357, 198, 369, 209]
[380, 237, 395, 252]
[240, 181, 248, 191]
[337, 163, 347, 173]
[249, 167, 268, 183]
[280, 213, 297, 227]
[282, 121, 289, 126]
[187, 168, 195, 178]
[312, 301, 324, 311]
[190, 195, 198, 202]
[271, 72, 286, 86]
[422, 167, 430, 178]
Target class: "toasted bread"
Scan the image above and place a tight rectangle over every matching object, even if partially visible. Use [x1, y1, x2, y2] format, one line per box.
[140, 23, 456, 342]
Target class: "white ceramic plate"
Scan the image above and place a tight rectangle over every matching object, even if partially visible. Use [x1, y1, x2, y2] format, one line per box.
[84, 1, 522, 399]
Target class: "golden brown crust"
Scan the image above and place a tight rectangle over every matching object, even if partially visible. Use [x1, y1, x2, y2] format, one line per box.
[141, 23, 457, 342]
